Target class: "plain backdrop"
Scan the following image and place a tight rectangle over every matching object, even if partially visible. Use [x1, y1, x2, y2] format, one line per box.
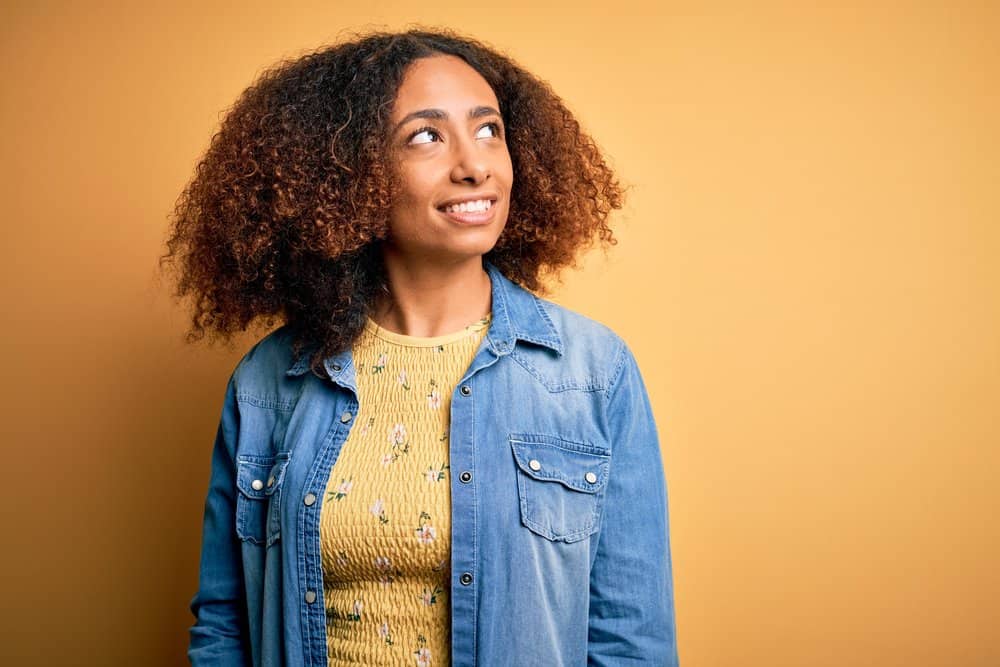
[1, 1, 997, 665]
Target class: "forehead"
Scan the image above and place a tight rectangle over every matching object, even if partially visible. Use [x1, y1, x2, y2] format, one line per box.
[391, 54, 498, 117]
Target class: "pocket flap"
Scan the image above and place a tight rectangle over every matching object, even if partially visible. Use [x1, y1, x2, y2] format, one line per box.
[509, 435, 609, 493]
[236, 453, 290, 499]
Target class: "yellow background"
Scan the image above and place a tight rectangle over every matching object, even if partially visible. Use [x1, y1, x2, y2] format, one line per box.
[1, 1, 997, 665]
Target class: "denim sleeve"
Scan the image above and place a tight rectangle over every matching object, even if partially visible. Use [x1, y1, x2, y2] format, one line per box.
[188, 373, 251, 666]
[588, 342, 679, 666]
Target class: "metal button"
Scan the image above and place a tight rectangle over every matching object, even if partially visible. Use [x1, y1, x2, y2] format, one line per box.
[585, 472, 598, 484]
[251, 479, 264, 491]
[340, 411, 353, 423]
[460, 385, 471, 396]
[459, 471, 472, 483]
[528, 459, 541, 471]
[331, 363, 342, 372]
[304, 590, 317, 604]
[267, 476, 276, 488]
[303, 493, 317, 506]
[460, 572, 473, 585]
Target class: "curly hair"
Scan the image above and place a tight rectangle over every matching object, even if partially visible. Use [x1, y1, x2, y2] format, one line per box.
[161, 27, 624, 377]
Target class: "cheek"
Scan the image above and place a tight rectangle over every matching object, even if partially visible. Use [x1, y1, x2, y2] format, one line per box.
[499, 151, 514, 191]
[394, 168, 439, 207]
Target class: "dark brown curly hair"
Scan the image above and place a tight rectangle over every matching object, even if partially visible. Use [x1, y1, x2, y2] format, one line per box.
[160, 27, 624, 377]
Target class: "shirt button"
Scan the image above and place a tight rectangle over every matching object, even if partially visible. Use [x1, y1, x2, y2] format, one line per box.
[585, 472, 598, 484]
[331, 364, 342, 372]
[251, 479, 264, 491]
[304, 590, 317, 604]
[340, 411, 353, 423]
[303, 493, 317, 506]
[460, 385, 472, 396]
[528, 459, 541, 471]
[460, 572, 473, 585]
[459, 471, 472, 483]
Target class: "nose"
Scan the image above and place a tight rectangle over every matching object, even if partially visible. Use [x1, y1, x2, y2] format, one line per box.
[449, 135, 490, 185]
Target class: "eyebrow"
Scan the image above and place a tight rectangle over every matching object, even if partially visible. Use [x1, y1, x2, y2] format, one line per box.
[392, 105, 502, 135]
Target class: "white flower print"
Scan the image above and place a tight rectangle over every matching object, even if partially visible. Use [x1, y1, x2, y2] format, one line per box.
[371, 499, 388, 525]
[416, 524, 437, 544]
[424, 463, 448, 483]
[374, 555, 401, 586]
[345, 598, 362, 622]
[379, 620, 393, 645]
[415, 512, 436, 545]
[387, 423, 410, 463]
[327, 477, 353, 502]
[426, 387, 441, 410]
[398, 369, 410, 390]
[420, 585, 443, 606]
[381, 453, 394, 468]
[414, 634, 431, 666]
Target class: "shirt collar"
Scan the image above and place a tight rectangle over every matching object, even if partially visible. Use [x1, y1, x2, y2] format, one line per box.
[285, 259, 563, 378]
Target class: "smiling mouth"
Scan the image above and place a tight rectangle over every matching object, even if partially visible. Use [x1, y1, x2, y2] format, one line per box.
[437, 198, 495, 214]
[436, 198, 498, 225]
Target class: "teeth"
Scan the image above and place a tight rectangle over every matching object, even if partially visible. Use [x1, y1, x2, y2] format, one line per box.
[444, 199, 492, 214]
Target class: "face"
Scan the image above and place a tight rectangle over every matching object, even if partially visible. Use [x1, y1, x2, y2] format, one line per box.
[384, 54, 514, 266]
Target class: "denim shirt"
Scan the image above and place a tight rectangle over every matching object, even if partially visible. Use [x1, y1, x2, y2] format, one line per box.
[189, 260, 680, 666]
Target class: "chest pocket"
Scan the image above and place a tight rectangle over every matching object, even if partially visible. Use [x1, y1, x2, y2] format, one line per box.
[235, 451, 291, 547]
[509, 434, 610, 543]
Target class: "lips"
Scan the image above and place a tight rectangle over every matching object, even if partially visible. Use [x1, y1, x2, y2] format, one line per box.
[436, 195, 498, 225]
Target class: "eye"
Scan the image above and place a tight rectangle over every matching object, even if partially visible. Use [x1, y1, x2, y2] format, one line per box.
[408, 126, 441, 145]
[476, 122, 502, 139]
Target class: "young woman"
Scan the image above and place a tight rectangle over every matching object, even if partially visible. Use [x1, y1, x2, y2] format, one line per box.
[165, 28, 679, 666]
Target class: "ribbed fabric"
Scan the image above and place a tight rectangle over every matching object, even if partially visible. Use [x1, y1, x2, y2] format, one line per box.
[320, 313, 491, 666]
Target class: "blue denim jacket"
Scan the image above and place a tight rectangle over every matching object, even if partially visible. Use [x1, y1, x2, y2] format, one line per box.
[189, 260, 679, 666]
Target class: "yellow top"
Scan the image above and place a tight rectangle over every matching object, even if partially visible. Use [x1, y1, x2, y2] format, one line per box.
[320, 313, 491, 666]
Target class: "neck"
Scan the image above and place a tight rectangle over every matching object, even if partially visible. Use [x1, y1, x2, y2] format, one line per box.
[372, 252, 492, 337]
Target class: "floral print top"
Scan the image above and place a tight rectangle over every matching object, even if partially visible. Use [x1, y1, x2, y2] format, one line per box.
[319, 313, 491, 666]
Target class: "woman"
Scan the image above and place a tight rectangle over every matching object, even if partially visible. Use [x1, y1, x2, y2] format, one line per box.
[164, 28, 679, 666]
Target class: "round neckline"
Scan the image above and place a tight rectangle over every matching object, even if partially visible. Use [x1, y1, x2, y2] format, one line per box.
[364, 313, 492, 347]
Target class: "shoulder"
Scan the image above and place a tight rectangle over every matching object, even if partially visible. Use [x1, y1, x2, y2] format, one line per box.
[228, 325, 303, 410]
[517, 295, 630, 393]
[536, 296, 624, 349]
